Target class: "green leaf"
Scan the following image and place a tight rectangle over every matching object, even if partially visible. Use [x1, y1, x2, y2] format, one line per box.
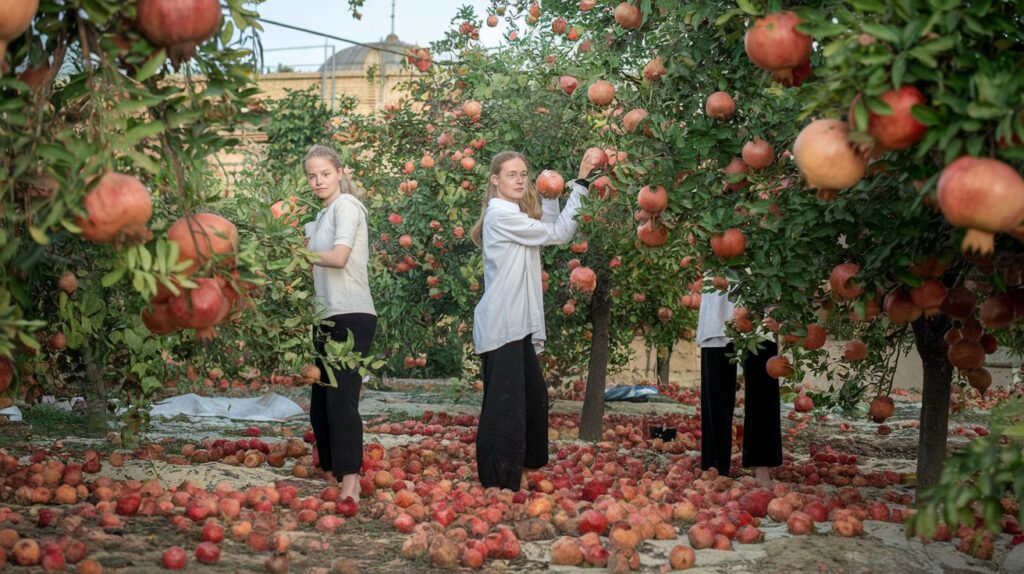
[135, 49, 167, 82]
[892, 54, 907, 87]
[910, 104, 941, 126]
[141, 376, 163, 396]
[101, 266, 127, 287]
[862, 23, 902, 45]
[965, 101, 1005, 120]
[124, 121, 166, 146]
[736, 0, 759, 15]
[28, 226, 50, 245]
[866, 97, 893, 116]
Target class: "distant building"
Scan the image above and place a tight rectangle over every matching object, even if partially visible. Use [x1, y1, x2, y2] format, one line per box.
[218, 34, 421, 183]
[256, 33, 420, 114]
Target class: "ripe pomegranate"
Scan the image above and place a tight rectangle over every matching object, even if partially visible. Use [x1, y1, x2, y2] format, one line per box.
[765, 356, 793, 379]
[76, 172, 154, 244]
[167, 213, 239, 275]
[940, 285, 976, 319]
[980, 293, 1016, 329]
[794, 120, 867, 198]
[558, 75, 578, 95]
[636, 220, 668, 247]
[869, 396, 895, 423]
[487, 14, 498, 27]
[588, 80, 616, 106]
[570, 267, 597, 294]
[936, 156, 1024, 254]
[57, 271, 78, 294]
[979, 333, 998, 354]
[843, 340, 868, 361]
[722, 157, 750, 191]
[142, 301, 179, 335]
[535, 170, 565, 198]
[0, 356, 13, 394]
[849, 86, 928, 151]
[622, 108, 649, 134]
[135, 0, 222, 66]
[643, 57, 666, 81]
[794, 395, 814, 413]
[705, 91, 736, 120]
[0, 0, 39, 73]
[167, 278, 230, 340]
[829, 263, 864, 300]
[966, 368, 992, 394]
[579, 0, 596, 10]
[462, 100, 482, 119]
[948, 339, 985, 369]
[194, 541, 220, 564]
[710, 228, 745, 259]
[909, 279, 947, 317]
[744, 11, 813, 84]
[583, 147, 609, 170]
[884, 288, 922, 323]
[637, 185, 667, 213]
[668, 544, 696, 569]
[614, 3, 642, 29]
[742, 139, 774, 169]
[803, 323, 827, 350]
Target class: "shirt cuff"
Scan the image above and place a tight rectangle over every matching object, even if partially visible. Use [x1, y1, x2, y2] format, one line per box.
[570, 181, 589, 195]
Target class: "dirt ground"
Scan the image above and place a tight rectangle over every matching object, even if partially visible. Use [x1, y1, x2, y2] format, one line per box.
[1, 380, 1019, 573]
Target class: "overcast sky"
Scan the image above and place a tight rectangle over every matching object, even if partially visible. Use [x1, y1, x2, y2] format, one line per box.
[254, 0, 506, 71]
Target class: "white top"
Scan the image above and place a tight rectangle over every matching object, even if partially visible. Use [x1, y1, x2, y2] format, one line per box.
[473, 183, 588, 355]
[304, 194, 376, 318]
[696, 290, 733, 348]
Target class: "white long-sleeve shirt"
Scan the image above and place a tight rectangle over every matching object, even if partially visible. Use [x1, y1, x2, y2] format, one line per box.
[696, 290, 734, 348]
[473, 183, 588, 355]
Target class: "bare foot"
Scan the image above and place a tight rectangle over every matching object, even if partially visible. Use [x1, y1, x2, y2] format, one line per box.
[754, 466, 772, 487]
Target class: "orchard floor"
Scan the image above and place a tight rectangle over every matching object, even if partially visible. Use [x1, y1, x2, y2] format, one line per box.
[1, 379, 1019, 574]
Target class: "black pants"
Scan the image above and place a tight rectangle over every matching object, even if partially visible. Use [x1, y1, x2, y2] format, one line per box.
[700, 341, 782, 474]
[309, 313, 377, 479]
[476, 335, 549, 490]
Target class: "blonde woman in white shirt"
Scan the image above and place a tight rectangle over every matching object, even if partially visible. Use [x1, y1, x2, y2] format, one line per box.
[302, 145, 377, 504]
[470, 150, 600, 491]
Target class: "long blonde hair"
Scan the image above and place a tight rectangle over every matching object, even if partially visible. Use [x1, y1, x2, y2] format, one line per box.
[303, 144, 365, 197]
[470, 151, 542, 246]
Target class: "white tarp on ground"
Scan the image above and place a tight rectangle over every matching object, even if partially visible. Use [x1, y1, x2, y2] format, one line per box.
[0, 405, 22, 423]
[150, 393, 305, 422]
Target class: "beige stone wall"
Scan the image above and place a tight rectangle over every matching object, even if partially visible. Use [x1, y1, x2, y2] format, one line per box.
[253, 68, 416, 114]
[618, 338, 1022, 393]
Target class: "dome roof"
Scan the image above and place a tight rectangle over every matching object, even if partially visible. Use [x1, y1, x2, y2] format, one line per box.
[319, 33, 417, 72]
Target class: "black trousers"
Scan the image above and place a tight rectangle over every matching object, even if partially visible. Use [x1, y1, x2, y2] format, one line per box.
[476, 335, 549, 490]
[309, 313, 377, 479]
[700, 340, 782, 474]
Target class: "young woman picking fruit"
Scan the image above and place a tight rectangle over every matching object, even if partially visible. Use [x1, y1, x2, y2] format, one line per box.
[469, 150, 601, 491]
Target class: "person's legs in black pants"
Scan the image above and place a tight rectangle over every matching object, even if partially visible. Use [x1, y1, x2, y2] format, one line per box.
[309, 313, 377, 494]
[742, 340, 783, 470]
[700, 343, 737, 475]
[522, 339, 550, 472]
[476, 336, 530, 490]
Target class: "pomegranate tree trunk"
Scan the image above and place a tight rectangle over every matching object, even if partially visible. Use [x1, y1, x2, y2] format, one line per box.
[911, 313, 953, 489]
[656, 343, 672, 386]
[579, 272, 611, 442]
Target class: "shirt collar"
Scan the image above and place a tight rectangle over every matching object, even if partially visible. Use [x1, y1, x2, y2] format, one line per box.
[489, 197, 520, 212]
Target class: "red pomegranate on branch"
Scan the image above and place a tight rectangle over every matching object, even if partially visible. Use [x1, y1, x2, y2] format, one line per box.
[0, 0, 39, 75]
[76, 172, 154, 245]
[936, 156, 1024, 254]
[744, 11, 813, 86]
[135, 0, 222, 68]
